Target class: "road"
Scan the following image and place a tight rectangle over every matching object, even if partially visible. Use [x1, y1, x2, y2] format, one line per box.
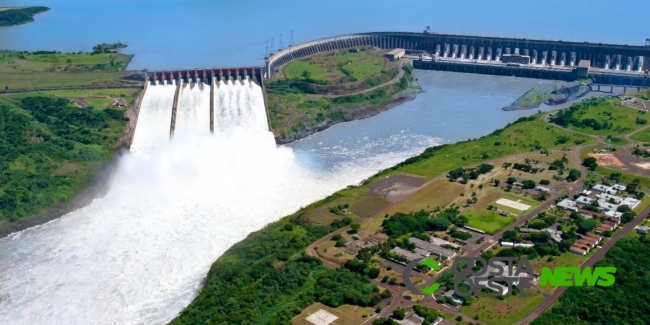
[516, 203, 650, 324]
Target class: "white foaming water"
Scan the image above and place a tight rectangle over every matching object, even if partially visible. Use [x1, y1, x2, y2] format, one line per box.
[0, 79, 438, 325]
[175, 80, 211, 133]
[130, 80, 176, 150]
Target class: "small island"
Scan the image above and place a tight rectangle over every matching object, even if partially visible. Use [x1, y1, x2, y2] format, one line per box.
[0, 6, 50, 27]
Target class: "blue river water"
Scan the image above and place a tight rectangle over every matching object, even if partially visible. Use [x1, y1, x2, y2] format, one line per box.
[0, 0, 647, 70]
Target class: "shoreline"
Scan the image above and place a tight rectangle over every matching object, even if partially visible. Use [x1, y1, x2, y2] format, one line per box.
[0, 90, 141, 239]
[275, 86, 422, 145]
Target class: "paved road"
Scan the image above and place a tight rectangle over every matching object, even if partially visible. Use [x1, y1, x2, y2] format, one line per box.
[516, 203, 650, 324]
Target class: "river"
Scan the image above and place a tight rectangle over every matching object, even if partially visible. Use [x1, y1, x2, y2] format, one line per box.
[0, 1, 639, 323]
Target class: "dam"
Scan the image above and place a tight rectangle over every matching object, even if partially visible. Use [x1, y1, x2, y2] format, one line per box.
[130, 67, 269, 149]
[265, 31, 650, 86]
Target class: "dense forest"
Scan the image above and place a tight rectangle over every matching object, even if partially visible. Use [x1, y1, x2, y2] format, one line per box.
[170, 212, 384, 325]
[532, 236, 650, 325]
[0, 6, 49, 27]
[0, 96, 126, 222]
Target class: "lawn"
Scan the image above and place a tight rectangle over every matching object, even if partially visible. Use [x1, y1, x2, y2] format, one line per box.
[460, 289, 544, 325]
[559, 98, 649, 136]
[284, 50, 385, 83]
[386, 178, 465, 215]
[462, 209, 517, 235]
[394, 115, 595, 179]
[630, 127, 650, 143]
[0, 71, 134, 91]
[291, 303, 373, 325]
[0, 50, 133, 73]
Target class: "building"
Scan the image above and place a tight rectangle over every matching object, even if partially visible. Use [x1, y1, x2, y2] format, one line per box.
[576, 60, 590, 77]
[576, 239, 595, 249]
[610, 184, 627, 192]
[535, 186, 550, 192]
[520, 227, 541, 233]
[592, 184, 611, 193]
[398, 312, 425, 325]
[444, 290, 463, 305]
[575, 196, 595, 205]
[501, 241, 535, 248]
[429, 237, 461, 250]
[637, 226, 650, 234]
[385, 48, 405, 61]
[604, 210, 623, 219]
[620, 197, 641, 210]
[409, 237, 457, 260]
[570, 246, 587, 256]
[557, 199, 578, 211]
[391, 247, 422, 262]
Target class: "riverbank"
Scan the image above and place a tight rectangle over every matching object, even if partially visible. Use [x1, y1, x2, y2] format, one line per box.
[0, 6, 49, 27]
[275, 88, 421, 144]
[0, 89, 141, 239]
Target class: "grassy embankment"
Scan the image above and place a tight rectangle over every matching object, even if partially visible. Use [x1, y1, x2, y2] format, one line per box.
[0, 6, 49, 27]
[0, 50, 135, 91]
[0, 50, 139, 225]
[171, 113, 596, 324]
[265, 48, 417, 138]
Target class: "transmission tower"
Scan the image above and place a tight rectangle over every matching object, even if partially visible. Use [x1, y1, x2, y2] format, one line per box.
[279, 33, 283, 49]
[270, 37, 275, 53]
[290, 30, 294, 47]
[265, 40, 269, 57]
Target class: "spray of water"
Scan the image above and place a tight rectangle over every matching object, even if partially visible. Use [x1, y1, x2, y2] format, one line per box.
[0, 78, 439, 324]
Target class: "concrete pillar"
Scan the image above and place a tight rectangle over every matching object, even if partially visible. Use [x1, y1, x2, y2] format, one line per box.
[210, 72, 215, 133]
[170, 76, 181, 138]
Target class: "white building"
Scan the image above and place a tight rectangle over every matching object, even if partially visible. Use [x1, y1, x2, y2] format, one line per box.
[592, 184, 611, 193]
[575, 196, 595, 205]
[557, 199, 578, 211]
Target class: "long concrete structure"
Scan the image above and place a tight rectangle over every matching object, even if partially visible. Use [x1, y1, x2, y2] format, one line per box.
[265, 31, 650, 85]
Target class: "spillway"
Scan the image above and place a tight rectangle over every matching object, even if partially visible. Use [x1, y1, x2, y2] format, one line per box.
[214, 78, 268, 132]
[130, 80, 176, 149]
[175, 81, 211, 133]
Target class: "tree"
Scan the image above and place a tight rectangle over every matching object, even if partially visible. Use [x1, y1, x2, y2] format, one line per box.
[582, 157, 598, 171]
[478, 163, 494, 174]
[566, 169, 581, 182]
[578, 219, 597, 234]
[391, 309, 406, 320]
[540, 179, 550, 185]
[493, 179, 500, 187]
[507, 177, 517, 184]
[522, 180, 536, 189]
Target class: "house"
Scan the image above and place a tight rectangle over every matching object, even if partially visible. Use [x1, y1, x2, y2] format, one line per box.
[409, 237, 457, 260]
[592, 184, 611, 193]
[543, 226, 563, 243]
[575, 196, 595, 205]
[570, 246, 587, 256]
[585, 233, 603, 244]
[444, 290, 463, 305]
[501, 241, 535, 248]
[557, 199, 578, 211]
[597, 193, 623, 204]
[610, 184, 627, 192]
[398, 312, 425, 325]
[519, 227, 541, 233]
[580, 235, 600, 247]
[636, 225, 650, 234]
[582, 190, 592, 196]
[513, 182, 524, 188]
[576, 239, 595, 249]
[604, 210, 623, 219]
[535, 186, 550, 192]
[620, 197, 641, 210]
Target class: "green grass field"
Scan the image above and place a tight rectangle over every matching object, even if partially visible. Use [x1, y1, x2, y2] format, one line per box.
[564, 99, 648, 136]
[0, 50, 132, 73]
[395, 115, 596, 178]
[285, 51, 385, 82]
[0, 71, 134, 91]
[463, 209, 517, 235]
[460, 289, 544, 325]
[630, 127, 650, 143]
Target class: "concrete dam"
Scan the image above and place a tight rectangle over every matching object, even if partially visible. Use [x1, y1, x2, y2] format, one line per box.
[130, 67, 270, 150]
[265, 31, 650, 86]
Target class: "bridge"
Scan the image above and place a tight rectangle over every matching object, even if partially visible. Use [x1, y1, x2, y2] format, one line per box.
[265, 31, 650, 85]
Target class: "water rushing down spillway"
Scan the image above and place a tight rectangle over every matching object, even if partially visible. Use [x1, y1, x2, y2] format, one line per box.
[0, 76, 439, 325]
[130, 80, 177, 150]
[175, 81, 211, 134]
